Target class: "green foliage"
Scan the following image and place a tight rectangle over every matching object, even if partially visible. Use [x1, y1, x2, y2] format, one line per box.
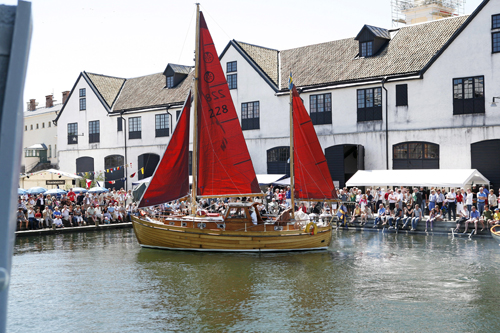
[79, 171, 104, 188]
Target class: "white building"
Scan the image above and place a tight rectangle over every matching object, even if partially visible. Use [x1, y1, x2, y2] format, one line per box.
[54, 67, 192, 190]
[22, 93, 66, 173]
[56, 0, 500, 191]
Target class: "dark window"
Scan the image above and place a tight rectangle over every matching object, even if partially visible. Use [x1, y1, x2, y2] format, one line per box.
[361, 41, 373, 57]
[79, 88, 86, 111]
[493, 14, 500, 29]
[42, 123, 45, 128]
[493, 32, 500, 53]
[393, 142, 439, 169]
[309, 93, 332, 125]
[357, 87, 382, 122]
[68, 123, 78, 144]
[227, 74, 237, 89]
[117, 117, 123, 132]
[89, 120, 100, 143]
[227, 61, 237, 73]
[155, 114, 170, 137]
[453, 76, 485, 115]
[176, 110, 181, 120]
[24, 125, 27, 131]
[79, 97, 86, 111]
[396, 84, 408, 107]
[30, 124, 32, 130]
[241, 101, 260, 130]
[48, 122, 51, 127]
[36, 123, 39, 129]
[129, 116, 141, 139]
[266, 146, 290, 175]
[166, 76, 174, 88]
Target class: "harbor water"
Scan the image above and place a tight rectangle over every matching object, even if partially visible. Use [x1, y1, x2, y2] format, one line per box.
[7, 229, 500, 332]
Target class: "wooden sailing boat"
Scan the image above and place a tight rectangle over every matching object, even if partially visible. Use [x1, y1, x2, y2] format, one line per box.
[131, 5, 336, 251]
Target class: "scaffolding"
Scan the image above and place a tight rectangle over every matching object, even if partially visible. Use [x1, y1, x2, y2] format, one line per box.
[391, 0, 466, 27]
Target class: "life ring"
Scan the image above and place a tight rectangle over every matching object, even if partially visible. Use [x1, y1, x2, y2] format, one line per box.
[139, 210, 146, 216]
[304, 222, 317, 235]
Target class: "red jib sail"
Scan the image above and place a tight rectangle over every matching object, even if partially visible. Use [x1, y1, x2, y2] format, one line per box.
[196, 12, 260, 197]
[138, 92, 192, 207]
[292, 86, 337, 200]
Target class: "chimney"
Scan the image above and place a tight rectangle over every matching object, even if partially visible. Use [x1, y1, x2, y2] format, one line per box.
[29, 99, 36, 111]
[62, 91, 70, 104]
[45, 95, 54, 108]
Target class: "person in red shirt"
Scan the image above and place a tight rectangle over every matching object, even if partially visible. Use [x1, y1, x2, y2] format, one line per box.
[67, 188, 76, 202]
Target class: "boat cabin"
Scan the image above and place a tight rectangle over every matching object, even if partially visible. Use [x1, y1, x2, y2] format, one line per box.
[224, 202, 264, 224]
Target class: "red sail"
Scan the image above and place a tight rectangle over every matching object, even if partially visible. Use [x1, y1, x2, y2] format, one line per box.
[196, 12, 260, 197]
[138, 92, 191, 207]
[292, 86, 337, 200]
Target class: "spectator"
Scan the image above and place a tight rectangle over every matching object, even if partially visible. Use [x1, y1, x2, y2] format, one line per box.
[428, 189, 437, 211]
[463, 206, 481, 234]
[410, 204, 423, 231]
[53, 207, 63, 228]
[350, 204, 361, 224]
[388, 204, 403, 229]
[456, 188, 464, 214]
[42, 206, 53, 229]
[477, 187, 487, 215]
[360, 204, 371, 225]
[373, 203, 387, 228]
[27, 206, 37, 230]
[479, 205, 492, 231]
[436, 189, 445, 209]
[67, 188, 76, 202]
[465, 188, 473, 216]
[425, 208, 437, 232]
[401, 203, 414, 230]
[488, 189, 497, 212]
[454, 205, 469, 232]
[446, 188, 457, 221]
[16, 207, 28, 230]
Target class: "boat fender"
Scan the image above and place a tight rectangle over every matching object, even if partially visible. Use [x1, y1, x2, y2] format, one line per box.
[196, 210, 207, 217]
[139, 210, 146, 217]
[304, 222, 317, 235]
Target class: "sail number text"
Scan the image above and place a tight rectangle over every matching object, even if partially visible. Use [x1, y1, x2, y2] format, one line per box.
[209, 105, 229, 118]
[205, 90, 225, 102]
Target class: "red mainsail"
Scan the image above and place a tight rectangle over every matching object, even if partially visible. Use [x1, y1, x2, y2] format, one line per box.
[196, 12, 260, 197]
[292, 86, 337, 200]
[138, 92, 192, 207]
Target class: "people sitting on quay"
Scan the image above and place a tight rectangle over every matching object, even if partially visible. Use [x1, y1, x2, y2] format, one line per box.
[52, 207, 64, 228]
[463, 206, 481, 234]
[387, 205, 403, 230]
[454, 205, 469, 232]
[478, 205, 493, 232]
[373, 204, 387, 228]
[17, 207, 28, 230]
[425, 208, 438, 232]
[360, 204, 371, 225]
[349, 204, 361, 225]
[401, 203, 414, 230]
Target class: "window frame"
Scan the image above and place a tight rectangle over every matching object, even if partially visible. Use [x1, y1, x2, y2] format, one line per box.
[356, 87, 383, 122]
[395, 84, 408, 107]
[227, 73, 237, 89]
[89, 120, 100, 143]
[79, 88, 86, 111]
[227, 61, 237, 73]
[155, 114, 170, 137]
[493, 31, 500, 53]
[117, 117, 123, 132]
[309, 93, 332, 125]
[452, 76, 485, 115]
[128, 116, 142, 140]
[492, 14, 500, 29]
[241, 101, 260, 130]
[67, 122, 78, 145]
[393, 141, 439, 169]
[166, 76, 174, 88]
[360, 41, 373, 57]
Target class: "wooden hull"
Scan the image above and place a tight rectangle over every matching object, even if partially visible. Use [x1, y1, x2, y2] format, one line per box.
[131, 216, 332, 252]
[491, 225, 500, 244]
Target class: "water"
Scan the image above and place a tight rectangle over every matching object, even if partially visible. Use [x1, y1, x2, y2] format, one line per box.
[7, 230, 500, 332]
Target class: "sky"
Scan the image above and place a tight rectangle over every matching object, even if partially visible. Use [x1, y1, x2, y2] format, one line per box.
[2, 0, 484, 109]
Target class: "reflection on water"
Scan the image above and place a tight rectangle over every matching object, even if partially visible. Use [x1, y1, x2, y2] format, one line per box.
[8, 230, 500, 332]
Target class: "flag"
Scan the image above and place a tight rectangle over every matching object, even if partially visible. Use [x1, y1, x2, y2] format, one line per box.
[117, 167, 120, 170]
[108, 180, 115, 184]
[288, 72, 293, 90]
[140, 167, 144, 174]
[85, 179, 92, 189]
[130, 172, 136, 178]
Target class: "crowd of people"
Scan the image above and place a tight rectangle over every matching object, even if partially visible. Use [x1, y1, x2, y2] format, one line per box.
[16, 188, 135, 231]
[16, 184, 500, 235]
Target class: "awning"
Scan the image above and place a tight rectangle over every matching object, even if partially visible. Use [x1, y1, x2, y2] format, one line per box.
[256, 174, 287, 185]
[25, 143, 47, 150]
[346, 169, 490, 188]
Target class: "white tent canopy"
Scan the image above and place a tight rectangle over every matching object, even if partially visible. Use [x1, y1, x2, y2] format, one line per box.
[256, 174, 287, 185]
[346, 169, 490, 188]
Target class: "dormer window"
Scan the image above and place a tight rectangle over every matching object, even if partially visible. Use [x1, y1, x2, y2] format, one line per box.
[166, 76, 174, 88]
[355, 25, 390, 58]
[163, 63, 193, 89]
[361, 41, 373, 57]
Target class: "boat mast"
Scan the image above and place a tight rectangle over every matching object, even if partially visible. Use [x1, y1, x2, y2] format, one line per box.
[191, 3, 200, 216]
[289, 86, 295, 219]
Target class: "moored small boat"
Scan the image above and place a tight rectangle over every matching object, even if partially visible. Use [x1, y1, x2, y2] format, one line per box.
[490, 225, 500, 244]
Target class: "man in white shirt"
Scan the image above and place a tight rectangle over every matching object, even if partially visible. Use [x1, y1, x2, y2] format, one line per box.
[446, 188, 457, 221]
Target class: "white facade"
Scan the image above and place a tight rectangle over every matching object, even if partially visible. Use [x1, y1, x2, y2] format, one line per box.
[22, 103, 60, 172]
[56, 73, 184, 190]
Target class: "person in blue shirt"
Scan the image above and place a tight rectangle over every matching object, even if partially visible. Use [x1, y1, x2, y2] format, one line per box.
[477, 187, 487, 215]
[373, 204, 386, 228]
[463, 206, 481, 234]
[285, 186, 291, 208]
